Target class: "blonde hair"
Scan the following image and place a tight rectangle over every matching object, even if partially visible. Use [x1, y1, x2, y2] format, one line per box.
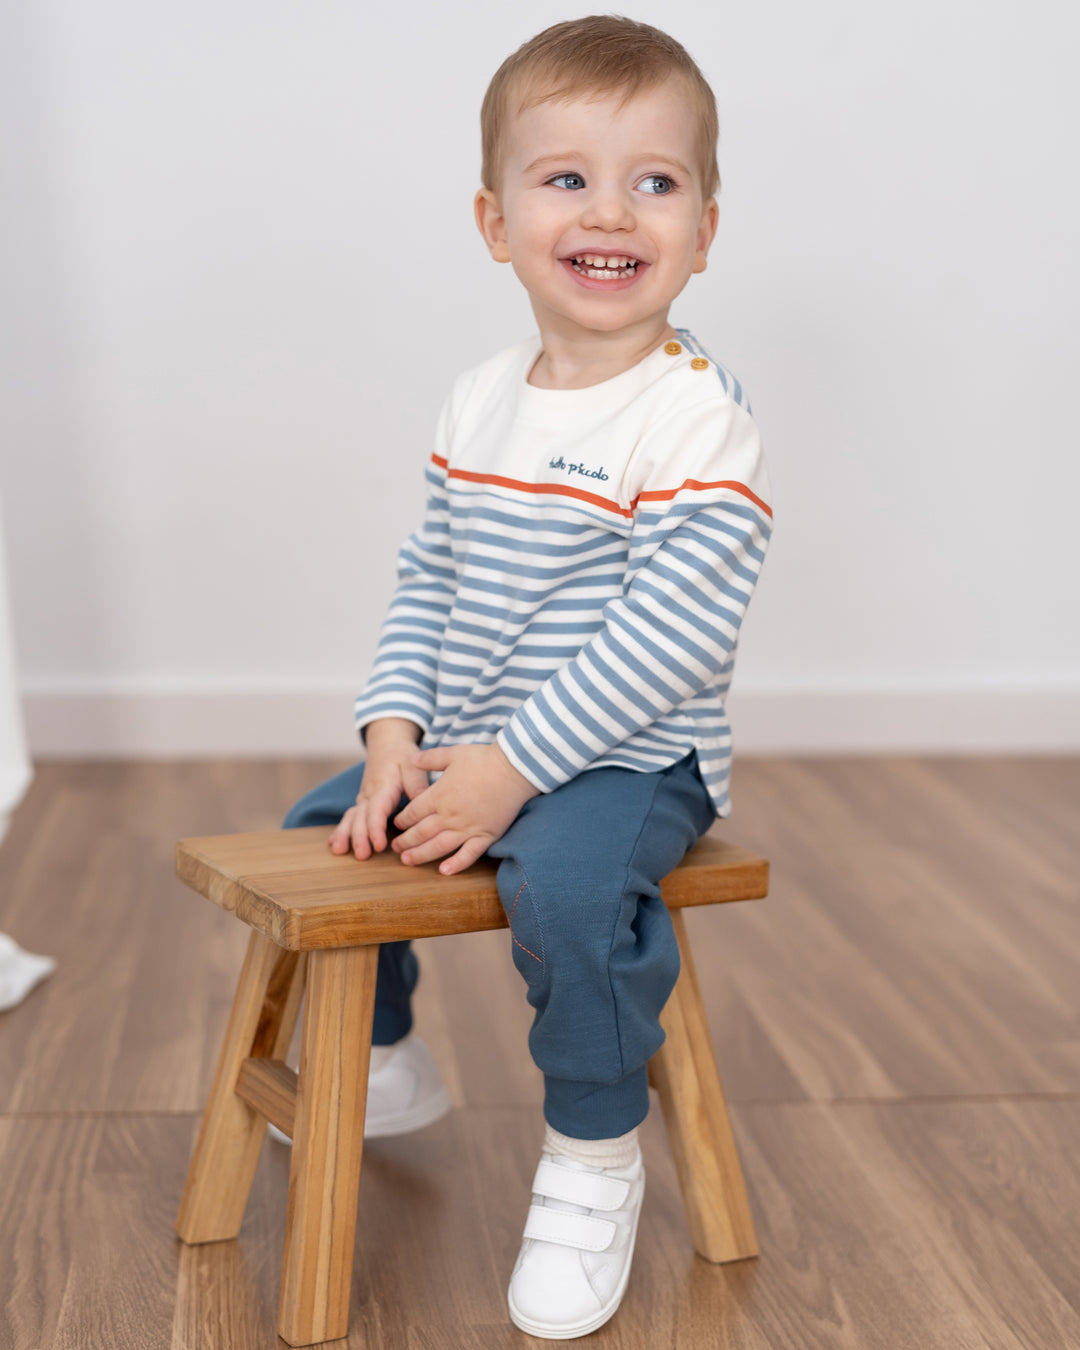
[480, 15, 720, 200]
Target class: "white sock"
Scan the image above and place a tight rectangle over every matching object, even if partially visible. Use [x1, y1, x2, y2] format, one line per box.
[543, 1122, 640, 1170]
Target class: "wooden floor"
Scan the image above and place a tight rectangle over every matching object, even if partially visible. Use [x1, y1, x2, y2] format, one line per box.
[0, 757, 1078, 1349]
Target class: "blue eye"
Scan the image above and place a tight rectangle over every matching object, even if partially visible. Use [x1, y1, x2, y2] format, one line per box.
[639, 174, 675, 195]
[549, 172, 585, 190]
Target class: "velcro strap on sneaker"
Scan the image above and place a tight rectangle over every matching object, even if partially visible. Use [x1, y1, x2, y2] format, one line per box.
[523, 1203, 617, 1252]
[531, 1159, 631, 1212]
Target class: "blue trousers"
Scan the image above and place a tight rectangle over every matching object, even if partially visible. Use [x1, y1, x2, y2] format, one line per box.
[282, 749, 716, 1138]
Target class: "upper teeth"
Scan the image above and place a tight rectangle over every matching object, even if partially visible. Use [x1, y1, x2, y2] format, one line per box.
[574, 255, 636, 268]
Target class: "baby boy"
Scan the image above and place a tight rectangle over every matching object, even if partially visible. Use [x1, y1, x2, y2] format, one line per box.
[284, 13, 774, 1339]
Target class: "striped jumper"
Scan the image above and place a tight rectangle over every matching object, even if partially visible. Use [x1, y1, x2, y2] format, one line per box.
[353, 328, 774, 819]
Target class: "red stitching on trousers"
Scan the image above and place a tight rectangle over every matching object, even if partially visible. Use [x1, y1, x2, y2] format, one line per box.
[508, 878, 542, 963]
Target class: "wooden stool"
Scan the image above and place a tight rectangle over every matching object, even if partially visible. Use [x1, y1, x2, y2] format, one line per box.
[174, 825, 767, 1346]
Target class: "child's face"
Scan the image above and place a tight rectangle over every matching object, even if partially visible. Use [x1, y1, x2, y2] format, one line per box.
[475, 78, 719, 342]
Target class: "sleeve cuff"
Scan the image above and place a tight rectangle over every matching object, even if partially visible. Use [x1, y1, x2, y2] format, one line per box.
[495, 713, 573, 794]
[355, 708, 430, 745]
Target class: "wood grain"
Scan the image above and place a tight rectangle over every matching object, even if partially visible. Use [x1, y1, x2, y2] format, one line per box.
[235, 1059, 298, 1138]
[279, 945, 378, 1345]
[175, 933, 303, 1244]
[175, 827, 769, 950]
[176, 819, 763, 1336]
[1, 756, 1078, 1349]
[649, 909, 758, 1262]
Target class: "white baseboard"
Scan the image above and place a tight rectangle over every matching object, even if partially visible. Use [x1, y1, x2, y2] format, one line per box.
[19, 682, 1080, 757]
[23, 685, 362, 757]
[727, 687, 1080, 753]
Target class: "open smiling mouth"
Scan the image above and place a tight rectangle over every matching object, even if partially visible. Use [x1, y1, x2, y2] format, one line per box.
[569, 254, 641, 280]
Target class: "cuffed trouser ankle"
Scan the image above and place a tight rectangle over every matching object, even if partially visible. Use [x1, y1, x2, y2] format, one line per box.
[281, 747, 715, 1135]
[541, 1070, 650, 1141]
[484, 748, 715, 1139]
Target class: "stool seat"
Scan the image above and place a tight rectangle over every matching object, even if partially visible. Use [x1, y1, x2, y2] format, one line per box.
[177, 824, 769, 949]
[174, 822, 767, 1345]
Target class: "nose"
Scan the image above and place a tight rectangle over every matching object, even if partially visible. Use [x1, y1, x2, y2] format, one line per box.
[578, 181, 636, 233]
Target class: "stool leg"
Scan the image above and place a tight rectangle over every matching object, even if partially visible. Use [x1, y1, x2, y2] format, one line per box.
[176, 930, 306, 1244]
[278, 944, 377, 1347]
[648, 909, 759, 1263]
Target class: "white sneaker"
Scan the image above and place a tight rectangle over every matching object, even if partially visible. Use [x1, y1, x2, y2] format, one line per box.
[507, 1142, 645, 1339]
[265, 1032, 450, 1144]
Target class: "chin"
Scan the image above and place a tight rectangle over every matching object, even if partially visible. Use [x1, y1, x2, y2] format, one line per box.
[575, 306, 663, 333]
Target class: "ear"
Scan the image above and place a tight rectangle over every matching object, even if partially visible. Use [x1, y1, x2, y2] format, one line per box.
[474, 187, 511, 263]
[692, 197, 720, 275]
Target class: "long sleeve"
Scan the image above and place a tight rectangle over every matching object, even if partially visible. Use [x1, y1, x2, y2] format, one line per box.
[353, 401, 457, 742]
[496, 393, 773, 791]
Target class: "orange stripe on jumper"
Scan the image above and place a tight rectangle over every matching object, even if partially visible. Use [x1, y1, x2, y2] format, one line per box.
[637, 478, 773, 520]
[430, 455, 772, 520]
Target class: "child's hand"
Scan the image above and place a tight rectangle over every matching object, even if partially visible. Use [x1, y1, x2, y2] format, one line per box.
[390, 742, 540, 875]
[329, 735, 430, 860]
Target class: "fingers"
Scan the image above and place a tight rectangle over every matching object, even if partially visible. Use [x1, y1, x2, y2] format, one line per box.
[391, 812, 444, 857]
[393, 820, 490, 874]
[363, 785, 398, 854]
[328, 807, 356, 854]
[393, 788, 430, 831]
[330, 802, 486, 876]
[395, 829, 463, 867]
[438, 836, 489, 876]
[404, 766, 431, 801]
[328, 786, 398, 860]
[414, 746, 452, 772]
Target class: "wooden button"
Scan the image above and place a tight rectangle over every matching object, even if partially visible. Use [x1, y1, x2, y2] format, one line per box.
[690, 357, 709, 370]
[664, 341, 682, 355]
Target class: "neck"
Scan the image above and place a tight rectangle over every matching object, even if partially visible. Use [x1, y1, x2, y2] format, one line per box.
[526, 315, 677, 390]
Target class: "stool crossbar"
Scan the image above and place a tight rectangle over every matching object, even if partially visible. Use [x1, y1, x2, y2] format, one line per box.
[174, 825, 766, 1345]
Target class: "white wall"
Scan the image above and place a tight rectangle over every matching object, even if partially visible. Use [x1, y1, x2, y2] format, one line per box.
[0, 499, 32, 833]
[1, 0, 1078, 756]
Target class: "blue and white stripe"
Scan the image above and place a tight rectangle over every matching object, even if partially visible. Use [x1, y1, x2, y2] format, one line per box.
[354, 333, 773, 819]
